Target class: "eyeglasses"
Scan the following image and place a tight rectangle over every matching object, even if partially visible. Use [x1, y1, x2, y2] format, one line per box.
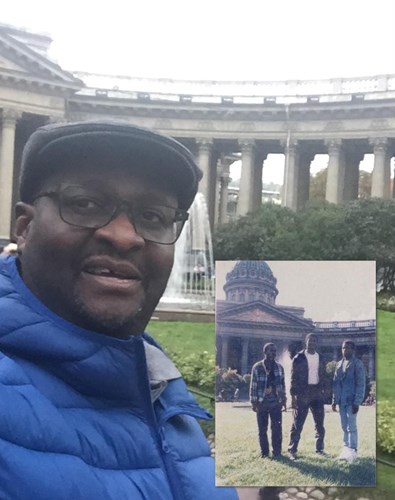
[33, 185, 189, 245]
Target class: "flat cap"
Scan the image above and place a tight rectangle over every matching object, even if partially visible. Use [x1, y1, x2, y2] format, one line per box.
[19, 120, 202, 210]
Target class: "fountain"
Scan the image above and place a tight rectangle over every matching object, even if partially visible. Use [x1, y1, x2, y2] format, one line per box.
[277, 348, 293, 407]
[158, 193, 215, 314]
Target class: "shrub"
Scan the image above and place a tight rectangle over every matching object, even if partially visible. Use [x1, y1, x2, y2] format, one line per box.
[377, 400, 395, 454]
[377, 292, 395, 312]
[216, 367, 243, 401]
[170, 350, 215, 392]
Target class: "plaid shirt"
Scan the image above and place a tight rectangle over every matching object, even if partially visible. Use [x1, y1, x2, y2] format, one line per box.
[250, 360, 286, 405]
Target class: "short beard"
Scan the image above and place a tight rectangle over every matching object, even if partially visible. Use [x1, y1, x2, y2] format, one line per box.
[71, 293, 146, 338]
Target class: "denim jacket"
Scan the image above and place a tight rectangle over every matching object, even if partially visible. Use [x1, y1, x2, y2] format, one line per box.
[332, 356, 366, 406]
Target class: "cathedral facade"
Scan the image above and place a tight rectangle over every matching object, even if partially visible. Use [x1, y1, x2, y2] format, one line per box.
[216, 261, 376, 378]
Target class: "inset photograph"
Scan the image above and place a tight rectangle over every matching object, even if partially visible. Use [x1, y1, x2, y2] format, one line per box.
[215, 260, 376, 487]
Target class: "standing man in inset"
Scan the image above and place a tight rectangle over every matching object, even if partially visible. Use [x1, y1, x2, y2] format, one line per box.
[250, 343, 287, 459]
[288, 333, 328, 460]
[332, 340, 365, 463]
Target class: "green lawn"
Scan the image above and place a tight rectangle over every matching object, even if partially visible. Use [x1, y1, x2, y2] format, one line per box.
[147, 320, 215, 354]
[377, 310, 394, 400]
[146, 313, 395, 497]
[376, 310, 395, 496]
[216, 403, 375, 487]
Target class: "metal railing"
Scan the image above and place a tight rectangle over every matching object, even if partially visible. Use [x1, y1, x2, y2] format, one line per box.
[314, 320, 375, 329]
[74, 72, 395, 104]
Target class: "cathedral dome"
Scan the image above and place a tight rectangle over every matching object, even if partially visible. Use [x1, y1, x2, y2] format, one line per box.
[223, 261, 278, 305]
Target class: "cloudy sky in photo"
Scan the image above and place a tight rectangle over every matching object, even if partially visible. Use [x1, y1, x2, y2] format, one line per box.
[216, 261, 376, 322]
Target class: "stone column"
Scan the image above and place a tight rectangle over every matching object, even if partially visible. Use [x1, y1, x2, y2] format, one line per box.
[241, 338, 249, 375]
[217, 159, 232, 225]
[343, 147, 363, 201]
[325, 139, 344, 203]
[252, 151, 265, 211]
[297, 149, 314, 210]
[196, 138, 216, 227]
[0, 109, 21, 241]
[237, 139, 256, 216]
[332, 346, 338, 361]
[282, 140, 299, 210]
[393, 157, 395, 198]
[370, 138, 391, 198]
[221, 336, 229, 369]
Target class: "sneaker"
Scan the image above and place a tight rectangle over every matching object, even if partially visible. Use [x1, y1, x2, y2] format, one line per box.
[345, 449, 358, 463]
[338, 447, 351, 461]
[288, 451, 297, 461]
[316, 450, 330, 457]
[272, 453, 283, 460]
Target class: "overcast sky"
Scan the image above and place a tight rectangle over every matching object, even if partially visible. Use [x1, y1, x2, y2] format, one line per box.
[2, 0, 394, 183]
[3, 0, 395, 81]
[216, 261, 376, 322]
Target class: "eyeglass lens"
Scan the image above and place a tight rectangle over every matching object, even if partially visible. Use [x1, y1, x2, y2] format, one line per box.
[58, 186, 186, 244]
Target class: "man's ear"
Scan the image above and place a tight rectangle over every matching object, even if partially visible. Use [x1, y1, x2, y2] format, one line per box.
[14, 202, 35, 252]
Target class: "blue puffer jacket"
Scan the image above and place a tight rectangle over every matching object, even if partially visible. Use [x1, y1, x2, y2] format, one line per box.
[0, 256, 237, 500]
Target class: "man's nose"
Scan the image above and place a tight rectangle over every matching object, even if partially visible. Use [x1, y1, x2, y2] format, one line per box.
[93, 212, 145, 251]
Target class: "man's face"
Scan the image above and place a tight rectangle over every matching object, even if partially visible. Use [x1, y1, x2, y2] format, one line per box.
[306, 335, 317, 353]
[264, 345, 277, 361]
[15, 164, 177, 338]
[342, 342, 354, 360]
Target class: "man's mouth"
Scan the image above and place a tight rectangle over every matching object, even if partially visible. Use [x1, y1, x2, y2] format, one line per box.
[82, 256, 142, 280]
[84, 267, 134, 279]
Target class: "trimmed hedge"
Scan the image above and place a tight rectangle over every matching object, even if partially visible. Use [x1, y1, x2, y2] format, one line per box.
[378, 400, 395, 454]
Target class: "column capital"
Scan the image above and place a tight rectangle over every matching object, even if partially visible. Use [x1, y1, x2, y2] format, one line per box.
[325, 139, 342, 155]
[196, 137, 213, 152]
[369, 137, 388, 153]
[280, 139, 298, 154]
[238, 138, 256, 154]
[220, 170, 231, 185]
[2, 108, 22, 127]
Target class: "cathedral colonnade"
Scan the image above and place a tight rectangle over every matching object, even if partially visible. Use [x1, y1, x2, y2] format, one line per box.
[1, 25, 395, 239]
[0, 110, 72, 243]
[0, 109, 20, 242]
[217, 332, 376, 380]
[2, 109, 394, 240]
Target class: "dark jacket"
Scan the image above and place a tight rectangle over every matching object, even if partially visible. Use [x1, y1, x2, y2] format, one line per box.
[0, 256, 237, 500]
[290, 349, 327, 398]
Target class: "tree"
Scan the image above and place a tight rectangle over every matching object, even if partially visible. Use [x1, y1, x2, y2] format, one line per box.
[296, 203, 352, 260]
[344, 198, 395, 291]
[216, 368, 242, 401]
[358, 170, 372, 199]
[214, 198, 395, 291]
[214, 203, 299, 260]
[309, 169, 327, 202]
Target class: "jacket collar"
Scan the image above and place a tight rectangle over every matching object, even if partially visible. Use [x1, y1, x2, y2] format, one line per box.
[0, 256, 175, 404]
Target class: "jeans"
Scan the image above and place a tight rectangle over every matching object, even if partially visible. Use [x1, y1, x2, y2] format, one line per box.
[288, 386, 325, 453]
[256, 403, 282, 456]
[339, 404, 358, 450]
